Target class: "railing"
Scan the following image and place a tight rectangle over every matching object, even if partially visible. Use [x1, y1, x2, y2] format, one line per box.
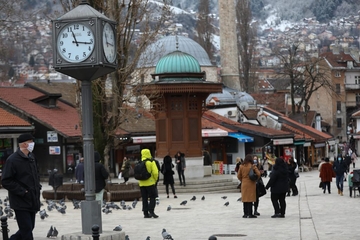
[345, 84, 360, 90]
[345, 101, 360, 107]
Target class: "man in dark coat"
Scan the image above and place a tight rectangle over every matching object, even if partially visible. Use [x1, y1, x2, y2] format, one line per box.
[2, 133, 41, 240]
[94, 151, 109, 201]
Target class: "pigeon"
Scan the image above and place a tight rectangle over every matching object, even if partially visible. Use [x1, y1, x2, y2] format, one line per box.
[102, 208, 112, 214]
[73, 200, 81, 209]
[224, 201, 229, 206]
[47, 226, 54, 238]
[221, 196, 227, 199]
[39, 209, 49, 220]
[180, 200, 187, 206]
[113, 225, 122, 231]
[209, 236, 217, 240]
[53, 227, 58, 237]
[120, 200, 126, 206]
[125, 235, 130, 240]
[190, 196, 196, 201]
[162, 228, 174, 240]
[127, 205, 132, 210]
[132, 199, 138, 208]
[146, 237, 151, 240]
[201, 195, 205, 200]
[237, 197, 242, 202]
[167, 205, 171, 211]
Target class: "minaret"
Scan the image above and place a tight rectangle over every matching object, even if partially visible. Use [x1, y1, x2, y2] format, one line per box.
[218, 0, 241, 91]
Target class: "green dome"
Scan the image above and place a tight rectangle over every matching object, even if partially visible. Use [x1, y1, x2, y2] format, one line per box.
[155, 51, 201, 74]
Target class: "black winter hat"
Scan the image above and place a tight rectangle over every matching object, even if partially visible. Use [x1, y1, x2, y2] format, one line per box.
[94, 151, 101, 162]
[18, 133, 34, 143]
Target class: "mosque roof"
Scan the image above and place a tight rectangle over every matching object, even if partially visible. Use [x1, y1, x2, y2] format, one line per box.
[138, 35, 212, 67]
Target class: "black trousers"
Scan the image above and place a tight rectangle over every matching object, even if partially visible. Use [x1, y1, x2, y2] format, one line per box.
[243, 202, 253, 216]
[10, 210, 36, 240]
[271, 192, 286, 215]
[165, 183, 176, 195]
[322, 181, 331, 193]
[177, 169, 186, 185]
[140, 185, 157, 214]
[288, 178, 298, 195]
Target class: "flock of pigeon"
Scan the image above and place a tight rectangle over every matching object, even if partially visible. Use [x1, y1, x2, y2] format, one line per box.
[0, 193, 241, 239]
[0, 197, 14, 220]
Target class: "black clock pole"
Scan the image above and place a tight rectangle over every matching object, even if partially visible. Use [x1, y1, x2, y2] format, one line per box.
[52, 0, 117, 236]
[80, 79, 101, 234]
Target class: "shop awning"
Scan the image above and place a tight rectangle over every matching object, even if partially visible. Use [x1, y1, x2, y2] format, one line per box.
[132, 129, 228, 143]
[228, 132, 254, 142]
[273, 138, 293, 145]
[132, 136, 156, 143]
[202, 128, 228, 137]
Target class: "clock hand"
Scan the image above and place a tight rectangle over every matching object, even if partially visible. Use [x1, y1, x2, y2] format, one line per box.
[74, 41, 93, 44]
[104, 33, 109, 47]
[106, 41, 114, 47]
[71, 30, 79, 46]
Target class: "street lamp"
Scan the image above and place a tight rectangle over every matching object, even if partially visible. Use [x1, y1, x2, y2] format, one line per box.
[52, 0, 117, 234]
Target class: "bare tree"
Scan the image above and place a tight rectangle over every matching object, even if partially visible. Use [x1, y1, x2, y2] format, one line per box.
[275, 44, 336, 116]
[235, 0, 257, 93]
[195, 0, 214, 63]
[57, 0, 171, 171]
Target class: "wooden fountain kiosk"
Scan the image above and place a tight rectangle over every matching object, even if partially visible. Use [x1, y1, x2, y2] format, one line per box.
[139, 50, 222, 178]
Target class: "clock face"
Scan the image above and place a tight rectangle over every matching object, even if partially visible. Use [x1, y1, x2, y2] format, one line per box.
[57, 23, 95, 63]
[102, 22, 116, 63]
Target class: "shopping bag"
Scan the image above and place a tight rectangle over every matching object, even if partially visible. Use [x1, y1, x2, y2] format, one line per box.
[118, 172, 122, 180]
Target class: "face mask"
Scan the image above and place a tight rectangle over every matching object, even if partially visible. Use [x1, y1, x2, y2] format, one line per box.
[338, 157, 342, 161]
[253, 160, 258, 165]
[27, 142, 35, 152]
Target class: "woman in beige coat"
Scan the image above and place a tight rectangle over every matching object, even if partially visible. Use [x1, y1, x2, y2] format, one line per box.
[238, 154, 261, 218]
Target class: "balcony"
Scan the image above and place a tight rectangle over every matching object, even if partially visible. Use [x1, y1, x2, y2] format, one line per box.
[345, 101, 360, 107]
[345, 84, 360, 90]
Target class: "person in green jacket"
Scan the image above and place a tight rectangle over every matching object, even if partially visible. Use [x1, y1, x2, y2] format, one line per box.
[139, 149, 159, 218]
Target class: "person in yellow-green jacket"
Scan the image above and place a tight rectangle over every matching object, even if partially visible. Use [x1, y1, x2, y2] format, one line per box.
[139, 149, 159, 218]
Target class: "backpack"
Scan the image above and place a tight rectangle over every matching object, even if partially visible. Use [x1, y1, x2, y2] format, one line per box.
[133, 159, 152, 180]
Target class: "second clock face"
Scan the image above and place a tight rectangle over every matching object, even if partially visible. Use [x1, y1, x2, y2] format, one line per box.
[57, 23, 95, 63]
[102, 22, 116, 63]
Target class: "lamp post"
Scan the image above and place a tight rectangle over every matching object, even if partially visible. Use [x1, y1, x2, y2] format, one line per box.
[52, 0, 117, 234]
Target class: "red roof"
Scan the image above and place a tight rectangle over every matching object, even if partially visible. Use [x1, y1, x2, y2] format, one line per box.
[0, 87, 81, 138]
[202, 110, 293, 138]
[0, 108, 32, 127]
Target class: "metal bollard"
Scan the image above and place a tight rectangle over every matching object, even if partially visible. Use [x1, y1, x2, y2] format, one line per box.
[92, 224, 100, 240]
[1, 216, 9, 240]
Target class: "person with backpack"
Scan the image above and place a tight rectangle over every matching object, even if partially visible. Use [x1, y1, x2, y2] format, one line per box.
[137, 149, 159, 218]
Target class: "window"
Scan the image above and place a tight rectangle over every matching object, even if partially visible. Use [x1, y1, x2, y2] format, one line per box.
[335, 71, 341, 77]
[337, 101, 341, 112]
[337, 118, 342, 128]
[356, 76, 360, 84]
[335, 84, 340, 93]
[356, 93, 360, 104]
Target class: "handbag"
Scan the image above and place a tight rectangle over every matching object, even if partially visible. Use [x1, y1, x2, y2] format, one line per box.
[319, 181, 323, 188]
[118, 172, 122, 180]
[249, 167, 257, 181]
[256, 178, 267, 197]
[295, 172, 300, 178]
